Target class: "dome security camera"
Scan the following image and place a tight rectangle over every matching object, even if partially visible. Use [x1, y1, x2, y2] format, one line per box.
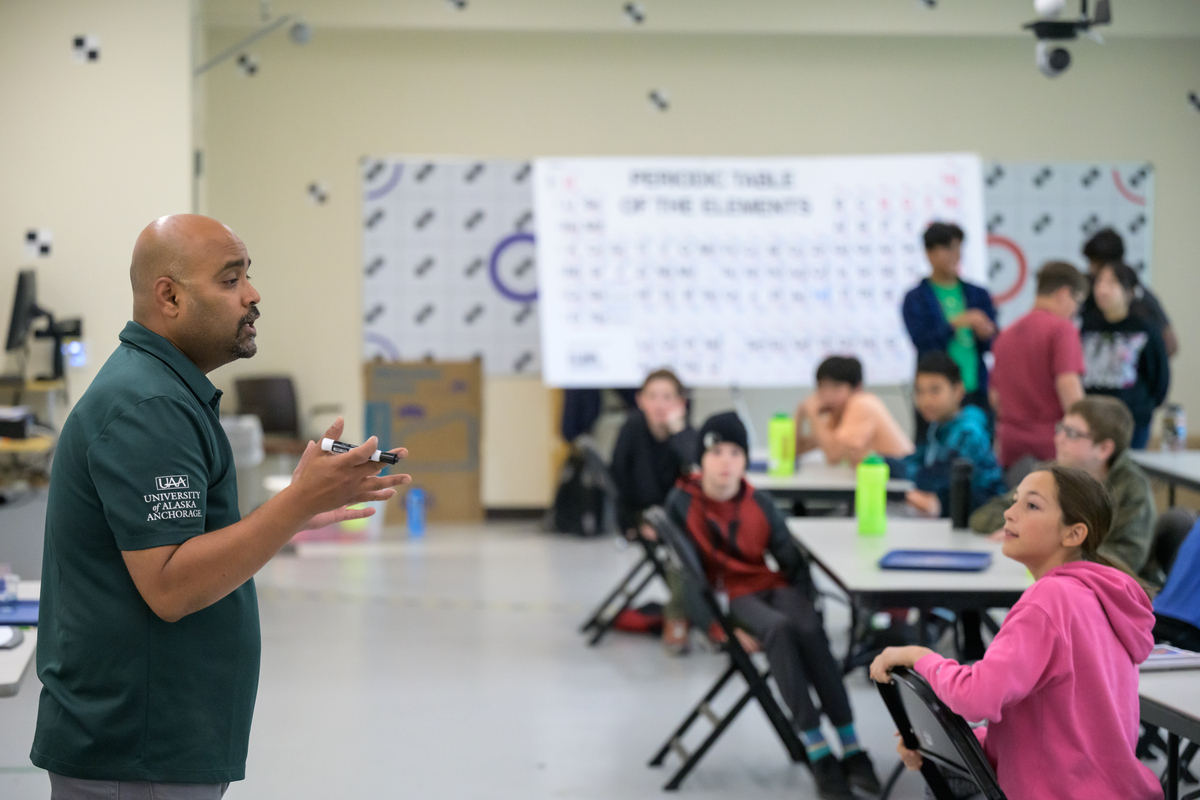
[1036, 40, 1071, 77]
[1023, 0, 1108, 77]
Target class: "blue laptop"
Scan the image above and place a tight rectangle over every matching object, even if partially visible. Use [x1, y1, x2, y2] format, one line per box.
[879, 550, 992, 572]
[0, 601, 39, 626]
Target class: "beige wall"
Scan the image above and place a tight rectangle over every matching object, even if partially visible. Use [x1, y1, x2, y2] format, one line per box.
[200, 23, 1200, 503]
[0, 0, 192, 407]
[203, 0, 1200, 38]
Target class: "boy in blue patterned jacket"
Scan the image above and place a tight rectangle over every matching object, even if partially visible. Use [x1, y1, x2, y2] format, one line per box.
[889, 351, 1008, 517]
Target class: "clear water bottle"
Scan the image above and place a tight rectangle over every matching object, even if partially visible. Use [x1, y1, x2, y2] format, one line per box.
[406, 487, 426, 537]
[1162, 405, 1187, 452]
[0, 565, 18, 608]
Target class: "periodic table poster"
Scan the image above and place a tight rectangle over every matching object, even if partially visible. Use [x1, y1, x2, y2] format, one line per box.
[360, 158, 540, 376]
[359, 156, 1154, 384]
[983, 161, 1154, 327]
[533, 154, 987, 388]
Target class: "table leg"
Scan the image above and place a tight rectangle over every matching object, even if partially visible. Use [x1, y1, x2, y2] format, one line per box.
[1168, 731, 1180, 800]
[1169, 483, 1177, 508]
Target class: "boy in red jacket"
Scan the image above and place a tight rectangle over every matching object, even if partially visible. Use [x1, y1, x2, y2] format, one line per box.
[664, 412, 880, 800]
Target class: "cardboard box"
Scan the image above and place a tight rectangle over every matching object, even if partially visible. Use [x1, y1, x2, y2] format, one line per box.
[364, 360, 483, 524]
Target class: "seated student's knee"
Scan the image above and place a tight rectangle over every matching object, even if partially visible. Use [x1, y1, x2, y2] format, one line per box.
[751, 615, 792, 647]
[787, 609, 824, 641]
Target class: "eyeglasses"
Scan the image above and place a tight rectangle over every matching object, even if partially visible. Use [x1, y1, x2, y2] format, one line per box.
[1055, 422, 1091, 441]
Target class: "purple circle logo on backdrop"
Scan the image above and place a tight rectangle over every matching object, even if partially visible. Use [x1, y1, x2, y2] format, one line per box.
[489, 232, 538, 303]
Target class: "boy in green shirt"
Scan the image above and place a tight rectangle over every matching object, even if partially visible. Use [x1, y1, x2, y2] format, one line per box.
[902, 222, 998, 441]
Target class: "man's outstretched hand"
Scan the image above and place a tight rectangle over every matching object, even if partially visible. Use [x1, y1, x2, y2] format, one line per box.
[290, 416, 411, 530]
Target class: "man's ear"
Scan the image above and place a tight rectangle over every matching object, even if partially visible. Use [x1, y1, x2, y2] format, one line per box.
[153, 276, 182, 318]
[1096, 438, 1116, 464]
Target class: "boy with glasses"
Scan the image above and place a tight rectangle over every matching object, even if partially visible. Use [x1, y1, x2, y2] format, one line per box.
[971, 396, 1160, 587]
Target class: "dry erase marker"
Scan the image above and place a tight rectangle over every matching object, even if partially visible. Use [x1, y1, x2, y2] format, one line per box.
[320, 438, 400, 465]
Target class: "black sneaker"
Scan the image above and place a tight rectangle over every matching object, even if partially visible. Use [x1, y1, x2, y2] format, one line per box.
[809, 753, 855, 800]
[841, 750, 882, 795]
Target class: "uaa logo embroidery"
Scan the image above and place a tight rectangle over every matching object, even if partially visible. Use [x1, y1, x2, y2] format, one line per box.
[155, 475, 190, 491]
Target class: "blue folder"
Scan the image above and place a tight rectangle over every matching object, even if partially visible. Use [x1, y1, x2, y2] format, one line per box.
[0, 601, 39, 626]
[879, 550, 992, 572]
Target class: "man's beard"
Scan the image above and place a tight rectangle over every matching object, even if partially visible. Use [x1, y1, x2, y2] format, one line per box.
[232, 307, 259, 359]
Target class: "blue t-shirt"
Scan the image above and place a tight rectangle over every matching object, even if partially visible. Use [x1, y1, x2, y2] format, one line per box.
[1155, 517, 1200, 631]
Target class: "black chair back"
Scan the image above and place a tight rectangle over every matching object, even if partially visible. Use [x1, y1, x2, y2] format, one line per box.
[876, 666, 1006, 800]
[576, 436, 619, 536]
[643, 506, 737, 645]
[235, 377, 299, 438]
[642, 507, 705, 588]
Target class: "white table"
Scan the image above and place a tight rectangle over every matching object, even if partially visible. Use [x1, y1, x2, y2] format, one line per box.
[1139, 669, 1200, 800]
[0, 628, 37, 698]
[1130, 451, 1200, 506]
[789, 518, 1032, 669]
[748, 456, 913, 506]
[0, 580, 39, 698]
[789, 517, 1032, 609]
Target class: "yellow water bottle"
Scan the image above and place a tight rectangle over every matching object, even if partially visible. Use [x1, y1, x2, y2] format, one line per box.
[768, 413, 796, 477]
[856, 453, 888, 536]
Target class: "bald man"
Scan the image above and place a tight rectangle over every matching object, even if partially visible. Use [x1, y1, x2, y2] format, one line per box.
[32, 215, 409, 799]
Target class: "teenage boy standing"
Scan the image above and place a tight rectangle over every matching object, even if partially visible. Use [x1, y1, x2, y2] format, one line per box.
[665, 412, 880, 800]
[989, 261, 1089, 468]
[902, 222, 998, 438]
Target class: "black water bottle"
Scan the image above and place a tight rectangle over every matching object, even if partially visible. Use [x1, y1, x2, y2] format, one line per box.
[950, 459, 973, 529]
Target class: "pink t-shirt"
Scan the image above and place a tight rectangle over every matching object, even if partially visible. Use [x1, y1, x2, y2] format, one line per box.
[991, 309, 1084, 467]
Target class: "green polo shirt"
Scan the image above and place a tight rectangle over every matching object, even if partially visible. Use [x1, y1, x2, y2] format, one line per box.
[32, 321, 260, 783]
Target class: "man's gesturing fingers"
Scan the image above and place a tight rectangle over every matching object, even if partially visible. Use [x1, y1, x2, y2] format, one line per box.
[322, 416, 346, 444]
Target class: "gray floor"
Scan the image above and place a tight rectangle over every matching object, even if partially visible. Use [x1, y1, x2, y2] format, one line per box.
[1, 496, 933, 799]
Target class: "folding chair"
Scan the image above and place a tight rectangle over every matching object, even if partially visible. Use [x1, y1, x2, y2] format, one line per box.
[642, 506, 807, 791]
[876, 666, 1006, 800]
[577, 438, 668, 646]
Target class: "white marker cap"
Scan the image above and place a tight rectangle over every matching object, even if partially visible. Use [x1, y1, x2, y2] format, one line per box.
[320, 438, 335, 453]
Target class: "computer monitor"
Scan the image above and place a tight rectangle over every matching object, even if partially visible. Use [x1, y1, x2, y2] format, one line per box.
[5, 270, 42, 353]
[3, 269, 82, 379]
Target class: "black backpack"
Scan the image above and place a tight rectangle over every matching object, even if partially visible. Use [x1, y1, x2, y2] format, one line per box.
[548, 444, 615, 537]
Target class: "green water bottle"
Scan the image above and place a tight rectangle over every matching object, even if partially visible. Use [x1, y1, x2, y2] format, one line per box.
[767, 413, 796, 477]
[855, 453, 888, 536]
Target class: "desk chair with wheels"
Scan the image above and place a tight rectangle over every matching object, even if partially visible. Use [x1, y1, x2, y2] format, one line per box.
[876, 666, 1005, 800]
[642, 506, 807, 791]
[235, 376, 340, 457]
[577, 438, 668, 646]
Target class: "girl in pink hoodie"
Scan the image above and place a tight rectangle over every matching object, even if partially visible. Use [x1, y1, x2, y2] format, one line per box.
[870, 465, 1161, 800]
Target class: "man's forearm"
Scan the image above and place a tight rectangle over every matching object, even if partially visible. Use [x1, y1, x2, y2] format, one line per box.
[126, 485, 314, 622]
